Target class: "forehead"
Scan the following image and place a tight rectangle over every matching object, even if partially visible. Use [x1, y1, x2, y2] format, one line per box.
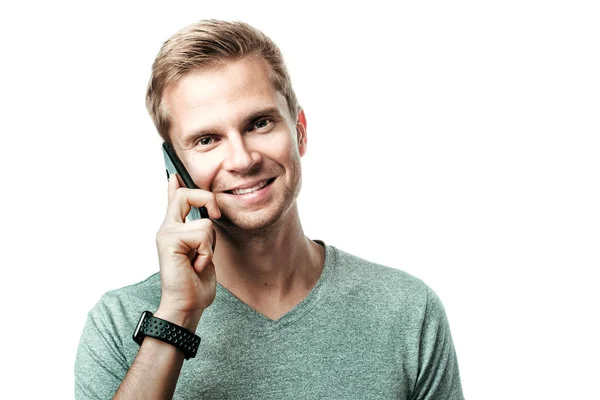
[163, 57, 288, 144]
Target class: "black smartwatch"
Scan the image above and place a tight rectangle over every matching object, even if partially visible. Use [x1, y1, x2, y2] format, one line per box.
[132, 311, 201, 360]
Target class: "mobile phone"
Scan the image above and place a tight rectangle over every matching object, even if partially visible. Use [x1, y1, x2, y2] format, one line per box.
[162, 142, 209, 220]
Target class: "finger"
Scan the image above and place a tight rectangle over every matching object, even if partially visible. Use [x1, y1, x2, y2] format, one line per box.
[194, 258, 215, 279]
[167, 173, 180, 204]
[166, 188, 221, 223]
[158, 219, 214, 251]
[181, 224, 216, 261]
[159, 229, 213, 265]
[182, 229, 214, 272]
[168, 217, 214, 232]
[192, 249, 215, 275]
[159, 219, 214, 251]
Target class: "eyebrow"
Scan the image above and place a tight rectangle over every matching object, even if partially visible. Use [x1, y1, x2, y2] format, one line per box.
[180, 106, 284, 148]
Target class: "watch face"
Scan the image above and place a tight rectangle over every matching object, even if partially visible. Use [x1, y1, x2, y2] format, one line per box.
[132, 311, 151, 345]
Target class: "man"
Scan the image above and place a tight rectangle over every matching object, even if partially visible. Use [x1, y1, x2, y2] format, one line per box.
[75, 19, 463, 399]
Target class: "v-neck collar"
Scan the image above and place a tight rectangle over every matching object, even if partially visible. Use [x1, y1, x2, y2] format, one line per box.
[214, 241, 336, 334]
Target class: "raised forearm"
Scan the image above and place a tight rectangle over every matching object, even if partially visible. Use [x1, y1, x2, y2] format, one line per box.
[114, 336, 185, 400]
[114, 308, 202, 400]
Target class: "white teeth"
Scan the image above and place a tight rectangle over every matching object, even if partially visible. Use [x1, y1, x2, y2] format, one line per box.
[231, 180, 269, 195]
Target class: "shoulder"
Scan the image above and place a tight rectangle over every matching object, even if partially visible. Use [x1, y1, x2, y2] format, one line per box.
[326, 245, 445, 323]
[328, 245, 430, 299]
[102, 272, 161, 304]
[87, 273, 162, 328]
[76, 274, 161, 398]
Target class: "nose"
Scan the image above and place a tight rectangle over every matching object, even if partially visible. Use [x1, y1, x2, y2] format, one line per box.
[222, 134, 261, 173]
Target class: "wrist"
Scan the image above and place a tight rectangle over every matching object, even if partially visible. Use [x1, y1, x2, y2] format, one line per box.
[133, 311, 201, 360]
[154, 306, 203, 332]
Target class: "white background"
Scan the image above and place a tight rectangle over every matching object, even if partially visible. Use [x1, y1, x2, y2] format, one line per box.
[1, 0, 598, 398]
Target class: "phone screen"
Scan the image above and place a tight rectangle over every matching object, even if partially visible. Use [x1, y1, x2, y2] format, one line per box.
[162, 142, 209, 220]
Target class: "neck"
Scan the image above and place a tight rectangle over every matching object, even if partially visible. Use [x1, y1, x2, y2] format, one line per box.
[212, 204, 324, 316]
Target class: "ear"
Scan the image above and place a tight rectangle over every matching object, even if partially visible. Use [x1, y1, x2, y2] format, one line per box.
[296, 108, 307, 157]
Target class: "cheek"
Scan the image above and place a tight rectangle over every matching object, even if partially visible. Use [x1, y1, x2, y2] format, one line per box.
[186, 154, 221, 191]
[263, 131, 299, 162]
[271, 136, 302, 180]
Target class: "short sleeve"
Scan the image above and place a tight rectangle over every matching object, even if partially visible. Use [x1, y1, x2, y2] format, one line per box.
[74, 297, 130, 399]
[411, 286, 464, 400]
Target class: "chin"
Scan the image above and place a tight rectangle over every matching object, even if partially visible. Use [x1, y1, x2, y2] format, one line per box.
[216, 199, 294, 233]
[214, 173, 301, 234]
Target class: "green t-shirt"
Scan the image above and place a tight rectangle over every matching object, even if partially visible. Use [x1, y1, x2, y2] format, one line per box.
[75, 243, 463, 399]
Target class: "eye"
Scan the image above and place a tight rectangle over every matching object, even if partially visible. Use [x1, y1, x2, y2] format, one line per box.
[195, 136, 216, 147]
[253, 118, 272, 130]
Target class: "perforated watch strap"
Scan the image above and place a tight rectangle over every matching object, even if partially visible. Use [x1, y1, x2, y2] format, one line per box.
[133, 311, 201, 360]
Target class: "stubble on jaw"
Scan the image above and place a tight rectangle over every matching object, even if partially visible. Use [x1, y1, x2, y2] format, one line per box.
[213, 158, 303, 239]
[214, 181, 296, 235]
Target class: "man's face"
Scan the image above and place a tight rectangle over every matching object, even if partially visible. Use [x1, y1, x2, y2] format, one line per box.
[163, 56, 306, 232]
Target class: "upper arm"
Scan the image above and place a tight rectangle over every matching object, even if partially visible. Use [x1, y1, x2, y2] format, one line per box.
[411, 286, 464, 400]
[75, 301, 130, 399]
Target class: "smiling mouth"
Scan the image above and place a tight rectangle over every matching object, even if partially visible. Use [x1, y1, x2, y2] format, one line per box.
[226, 178, 275, 195]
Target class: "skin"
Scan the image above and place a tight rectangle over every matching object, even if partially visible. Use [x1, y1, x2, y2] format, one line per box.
[115, 56, 324, 399]
[159, 55, 325, 321]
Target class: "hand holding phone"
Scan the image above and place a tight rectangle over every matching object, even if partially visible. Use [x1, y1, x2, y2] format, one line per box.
[162, 142, 209, 220]
[154, 142, 220, 331]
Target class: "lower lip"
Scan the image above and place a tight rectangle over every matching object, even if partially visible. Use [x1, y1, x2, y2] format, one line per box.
[226, 179, 275, 204]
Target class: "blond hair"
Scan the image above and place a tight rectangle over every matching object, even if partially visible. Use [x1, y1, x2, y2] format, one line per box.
[146, 19, 300, 144]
